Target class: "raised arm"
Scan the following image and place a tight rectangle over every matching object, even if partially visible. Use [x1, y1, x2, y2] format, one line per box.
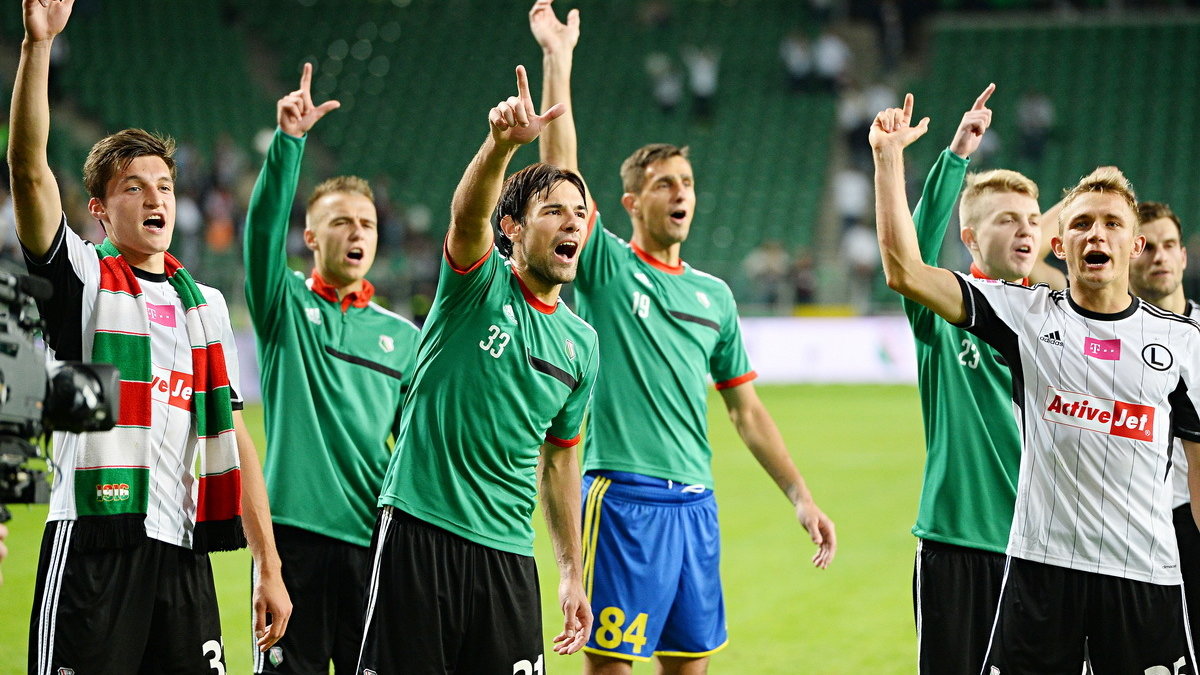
[720, 383, 835, 568]
[9, 0, 75, 257]
[529, 0, 594, 211]
[871, 94, 967, 324]
[447, 65, 563, 266]
[244, 63, 340, 328]
[538, 441, 591, 655]
[1030, 194, 1068, 289]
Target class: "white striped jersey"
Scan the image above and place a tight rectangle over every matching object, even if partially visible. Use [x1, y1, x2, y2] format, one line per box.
[1171, 299, 1200, 509]
[23, 221, 242, 549]
[956, 275, 1200, 585]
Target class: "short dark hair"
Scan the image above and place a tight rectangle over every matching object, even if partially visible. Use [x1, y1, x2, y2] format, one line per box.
[1137, 201, 1183, 237]
[494, 163, 586, 257]
[83, 128, 177, 200]
[619, 143, 689, 194]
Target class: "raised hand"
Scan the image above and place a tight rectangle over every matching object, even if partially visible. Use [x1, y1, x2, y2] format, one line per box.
[488, 65, 565, 148]
[869, 92, 930, 153]
[277, 63, 341, 138]
[23, 0, 74, 43]
[529, 0, 580, 55]
[949, 83, 995, 159]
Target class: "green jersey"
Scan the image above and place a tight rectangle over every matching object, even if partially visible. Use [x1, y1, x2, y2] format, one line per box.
[576, 212, 754, 488]
[244, 129, 421, 548]
[378, 248, 599, 556]
[903, 148, 1021, 553]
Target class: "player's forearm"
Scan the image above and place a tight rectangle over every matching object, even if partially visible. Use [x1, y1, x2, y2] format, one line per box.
[9, 39, 62, 257]
[447, 135, 516, 258]
[911, 149, 969, 264]
[539, 444, 585, 583]
[539, 51, 578, 173]
[731, 401, 814, 508]
[235, 420, 282, 577]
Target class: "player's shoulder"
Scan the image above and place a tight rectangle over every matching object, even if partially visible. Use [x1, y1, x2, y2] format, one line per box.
[365, 301, 421, 334]
[555, 300, 599, 343]
[1139, 297, 1200, 334]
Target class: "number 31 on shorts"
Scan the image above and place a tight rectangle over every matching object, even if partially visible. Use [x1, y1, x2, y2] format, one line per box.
[595, 606, 649, 654]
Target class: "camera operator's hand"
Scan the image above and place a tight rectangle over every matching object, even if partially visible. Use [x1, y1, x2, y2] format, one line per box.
[0, 522, 8, 586]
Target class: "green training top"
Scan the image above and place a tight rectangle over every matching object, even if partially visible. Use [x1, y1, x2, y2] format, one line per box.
[576, 212, 754, 488]
[244, 129, 421, 548]
[903, 148, 1021, 553]
[378, 247, 599, 556]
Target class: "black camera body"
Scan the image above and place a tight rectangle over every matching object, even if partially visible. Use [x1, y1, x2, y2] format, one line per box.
[0, 272, 120, 522]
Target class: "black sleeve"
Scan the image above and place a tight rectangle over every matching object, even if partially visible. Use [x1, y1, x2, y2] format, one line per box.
[1170, 378, 1200, 443]
[22, 219, 85, 361]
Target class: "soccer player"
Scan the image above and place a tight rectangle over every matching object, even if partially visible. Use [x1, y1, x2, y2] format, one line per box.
[243, 64, 421, 674]
[11, 1, 290, 673]
[354, 65, 598, 673]
[902, 84, 1045, 675]
[1127, 201, 1200, 625]
[872, 93, 1200, 672]
[530, 2, 835, 672]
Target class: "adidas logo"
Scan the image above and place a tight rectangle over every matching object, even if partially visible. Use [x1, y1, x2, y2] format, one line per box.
[1039, 330, 1064, 346]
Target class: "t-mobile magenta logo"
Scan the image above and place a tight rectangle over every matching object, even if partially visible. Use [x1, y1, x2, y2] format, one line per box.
[1083, 337, 1121, 360]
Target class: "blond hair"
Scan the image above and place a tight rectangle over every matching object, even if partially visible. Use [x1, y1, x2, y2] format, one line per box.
[306, 175, 374, 212]
[1058, 167, 1138, 233]
[958, 169, 1039, 230]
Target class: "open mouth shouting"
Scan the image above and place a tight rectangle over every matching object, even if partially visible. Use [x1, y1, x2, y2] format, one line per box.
[143, 214, 166, 232]
[669, 209, 689, 225]
[553, 240, 579, 264]
[346, 247, 366, 264]
[1083, 250, 1112, 269]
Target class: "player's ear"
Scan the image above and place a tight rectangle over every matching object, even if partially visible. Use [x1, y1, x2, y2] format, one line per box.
[1130, 234, 1146, 259]
[1051, 235, 1066, 260]
[960, 225, 977, 251]
[87, 197, 106, 222]
[500, 215, 522, 243]
[303, 227, 318, 252]
[620, 193, 638, 217]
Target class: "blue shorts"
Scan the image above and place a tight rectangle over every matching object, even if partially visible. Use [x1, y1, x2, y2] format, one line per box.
[582, 470, 728, 662]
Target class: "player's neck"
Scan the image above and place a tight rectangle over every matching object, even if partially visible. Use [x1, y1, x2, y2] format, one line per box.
[1139, 287, 1187, 315]
[511, 265, 561, 308]
[1068, 281, 1135, 315]
[630, 234, 682, 268]
[125, 252, 166, 275]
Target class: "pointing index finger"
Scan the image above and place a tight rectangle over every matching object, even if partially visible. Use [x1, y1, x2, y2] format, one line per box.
[300, 62, 313, 95]
[515, 65, 532, 104]
[972, 83, 996, 111]
[902, 93, 915, 125]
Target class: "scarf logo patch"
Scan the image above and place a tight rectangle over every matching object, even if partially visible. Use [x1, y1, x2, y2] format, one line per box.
[146, 302, 177, 327]
[95, 483, 131, 502]
[152, 366, 194, 411]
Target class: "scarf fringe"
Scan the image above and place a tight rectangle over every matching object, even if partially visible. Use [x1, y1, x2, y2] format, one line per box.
[193, 517, 248, 553]
[71, 514, 148, 550]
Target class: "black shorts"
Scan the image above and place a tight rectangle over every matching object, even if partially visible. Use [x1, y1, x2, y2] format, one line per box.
[28, 520, 224, 675]
[253, 523, 371, 674]
[913, 538, 1006, 675]
[356, 507, 545, 674]
[1175, 504, 1200, 628]
[984, 557, 1195, 675]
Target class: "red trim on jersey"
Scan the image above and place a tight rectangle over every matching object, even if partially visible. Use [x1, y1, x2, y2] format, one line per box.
[309, 271, 376, 311]
[511, 268, 558, 314]
[546, 433, 581, 448]
[715, 370, 758, 390]
[970, 263, 1029, 287]
[632, 241, 685, 275]
[444, 239, 491, 275]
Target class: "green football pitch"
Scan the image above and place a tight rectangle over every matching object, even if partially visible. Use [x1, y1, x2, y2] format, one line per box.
[0, 384, 925, 673]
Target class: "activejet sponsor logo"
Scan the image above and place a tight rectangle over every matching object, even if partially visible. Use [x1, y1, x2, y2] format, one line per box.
[1039, 330, 1064, 346]
[151, 366, 194, 411]
[1084, 337, 1121, 360]
[1042, 386, 1153, 442]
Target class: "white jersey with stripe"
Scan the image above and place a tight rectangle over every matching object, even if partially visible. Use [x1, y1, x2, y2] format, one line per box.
[956, 275, 1200, 585]
[26, 223, 242, 549]
[1171, 299, 1200, 509]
